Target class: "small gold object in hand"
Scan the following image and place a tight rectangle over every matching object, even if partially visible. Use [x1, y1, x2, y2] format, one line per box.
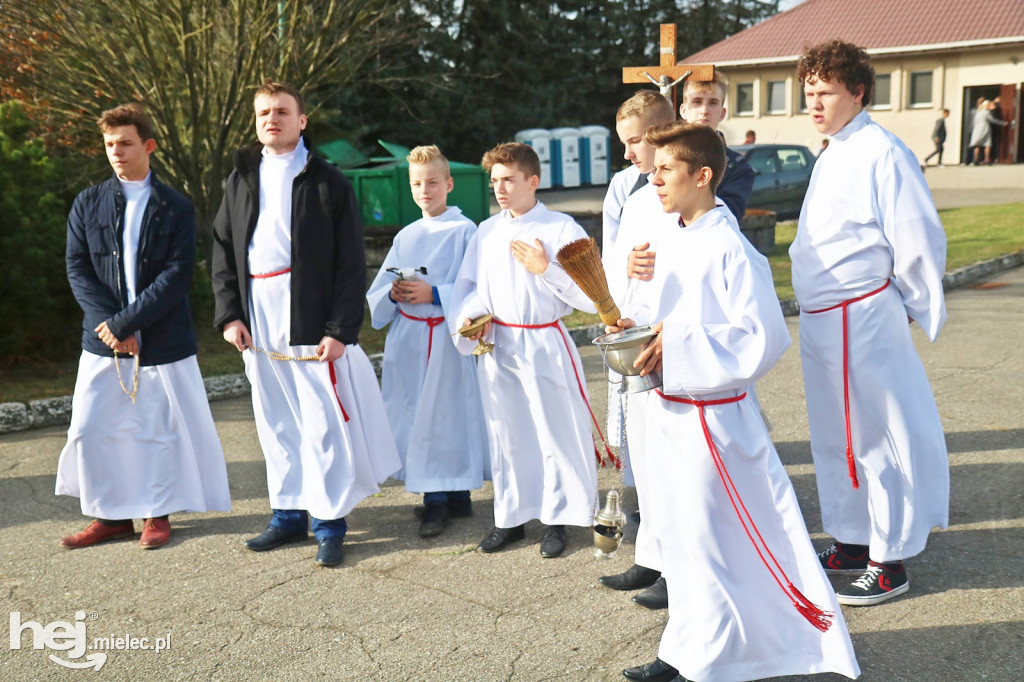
[457, 313, 495, 355]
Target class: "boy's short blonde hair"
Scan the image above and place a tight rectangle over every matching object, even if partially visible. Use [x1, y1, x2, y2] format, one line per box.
[616, 90, 675, 125]
[682, 71, 729, 104]
[481, 142, 541, 180]
[406, 144, 450, 177]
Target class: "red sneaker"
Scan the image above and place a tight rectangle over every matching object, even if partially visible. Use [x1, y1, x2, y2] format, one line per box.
[60, 520, 135, 549]
[140, 518, 171, 549]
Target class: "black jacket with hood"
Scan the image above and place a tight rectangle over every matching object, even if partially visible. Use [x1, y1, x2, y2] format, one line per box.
[211, 136, 366, 345]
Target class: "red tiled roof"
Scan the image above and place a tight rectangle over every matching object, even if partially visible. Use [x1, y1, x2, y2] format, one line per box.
[682, 0, 1024, 65]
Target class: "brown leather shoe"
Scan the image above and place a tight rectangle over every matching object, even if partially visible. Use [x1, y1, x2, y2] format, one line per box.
[60, 520, 135, 549]
[139, 518, 171, 549]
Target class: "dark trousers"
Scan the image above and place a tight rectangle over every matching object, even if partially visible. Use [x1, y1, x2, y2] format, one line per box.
[923, 140, 943, 164]
[423, 490, 471, 505]
[98, 515, 166, 525]
[271, 509, 347, 541]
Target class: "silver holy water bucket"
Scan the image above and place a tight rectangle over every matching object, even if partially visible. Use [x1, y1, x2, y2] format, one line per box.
[592, 325, 663, 393]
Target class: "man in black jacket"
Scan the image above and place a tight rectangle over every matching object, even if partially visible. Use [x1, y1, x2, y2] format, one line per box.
[211, 81, 398, 567]
[56, 104, 230, 550]
[678, 74, 755, 222]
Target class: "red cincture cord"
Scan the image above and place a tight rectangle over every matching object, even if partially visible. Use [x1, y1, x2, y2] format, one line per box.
[656, 389, 833, 632]
[493, 318, 619, 469]
[249, 266, 350, 422]
[400, 310, 446, 360]
[804, 279, 891, 489]
[327, 363, 351, 422]
[250, 267, 292, 279]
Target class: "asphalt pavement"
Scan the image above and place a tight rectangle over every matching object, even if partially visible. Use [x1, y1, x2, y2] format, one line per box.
[2, 263, 1023, 680]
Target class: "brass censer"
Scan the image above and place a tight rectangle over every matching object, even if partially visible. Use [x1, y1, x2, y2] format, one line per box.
[593, 490, 627, 558]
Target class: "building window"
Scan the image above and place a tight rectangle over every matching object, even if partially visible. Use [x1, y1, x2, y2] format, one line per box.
[736, 83, 754, 115]
[908, 71, 933, 107]
[766, 81, 786, 114]
[872, 74, 891, 109]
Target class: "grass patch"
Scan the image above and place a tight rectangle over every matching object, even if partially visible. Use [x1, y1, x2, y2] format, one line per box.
[3, 203, 1022, 403]
[767, 202, 1024, 302]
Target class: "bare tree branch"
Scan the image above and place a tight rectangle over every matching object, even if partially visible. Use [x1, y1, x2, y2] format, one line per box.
[6, 0, 414, 249]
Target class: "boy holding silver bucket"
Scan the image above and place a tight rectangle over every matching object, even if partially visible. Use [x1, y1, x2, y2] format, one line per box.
[605, 122, 859, 682]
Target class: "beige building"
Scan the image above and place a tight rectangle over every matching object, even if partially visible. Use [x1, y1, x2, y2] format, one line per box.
[682, 0, 1024, 165]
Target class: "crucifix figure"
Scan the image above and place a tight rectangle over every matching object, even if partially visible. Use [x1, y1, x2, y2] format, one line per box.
[622, 24, 714, 112]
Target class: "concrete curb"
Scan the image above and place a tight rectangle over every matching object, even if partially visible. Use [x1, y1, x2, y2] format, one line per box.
[2, 251, 1021, 435]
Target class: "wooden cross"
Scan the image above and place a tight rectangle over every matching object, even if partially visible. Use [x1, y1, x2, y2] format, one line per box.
[622, 24, 715, 112]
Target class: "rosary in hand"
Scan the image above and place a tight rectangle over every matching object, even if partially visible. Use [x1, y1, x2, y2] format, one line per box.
[114, 352, 140, 404]
[115, 342, 319, 406]
[246, 344, 319, 362]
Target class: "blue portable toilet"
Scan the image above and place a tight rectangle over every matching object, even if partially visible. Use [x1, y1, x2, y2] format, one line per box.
[578, 125, 611, 185]
[513, 128, 553, 190]
[550, 127, 581, 188]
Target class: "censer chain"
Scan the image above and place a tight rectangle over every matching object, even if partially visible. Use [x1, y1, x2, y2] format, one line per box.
[592, 387, 630, 526]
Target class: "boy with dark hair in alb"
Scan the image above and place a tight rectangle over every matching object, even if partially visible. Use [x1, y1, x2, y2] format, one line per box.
[615, 120, 859, 682]
[449, 142, 604, 560]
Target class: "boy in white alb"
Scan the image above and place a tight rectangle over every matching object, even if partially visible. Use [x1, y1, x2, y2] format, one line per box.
[367, 145, 488, 538]
[598, 90, 675, 596]
[793, 40, 948, 606]
[618, 121, 860, 682]
[449, 142, 601, 559]
[604, 75, 757, 611]
[602, 90, 676, 271]
[58, 104, 231, 551]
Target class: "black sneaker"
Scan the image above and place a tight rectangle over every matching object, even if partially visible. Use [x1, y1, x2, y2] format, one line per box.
[418, 502, 450, 538]
[818, 541, 869, 575]
[836, 561, 909, 606]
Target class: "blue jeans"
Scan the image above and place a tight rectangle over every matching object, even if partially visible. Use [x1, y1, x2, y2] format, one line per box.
[423, 490, 471, 504]
[270, 509, 346, 541]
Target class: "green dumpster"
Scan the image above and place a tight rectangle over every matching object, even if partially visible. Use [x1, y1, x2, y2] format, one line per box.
[447, 160, 491, 224]
[327, 139, 490, 228]
[318, 138, 370, 169]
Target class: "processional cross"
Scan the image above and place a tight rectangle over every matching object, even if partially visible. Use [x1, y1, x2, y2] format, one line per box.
[622, 24, 714, 112]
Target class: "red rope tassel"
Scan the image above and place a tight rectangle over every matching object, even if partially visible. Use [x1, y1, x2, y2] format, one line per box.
[327, 362, 351, 422]
[841, 304, 859, 489]
[658, 389, 834, 632]
[805, 280, 890, 490]
[794, 591, 835, 633]
[493, 318, 618, 468]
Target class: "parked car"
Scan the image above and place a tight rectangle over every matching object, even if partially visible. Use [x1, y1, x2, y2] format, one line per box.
[733, 143, 816, 220]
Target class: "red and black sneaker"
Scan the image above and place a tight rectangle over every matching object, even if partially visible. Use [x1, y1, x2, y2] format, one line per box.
[818, 541, 869, 575]
[836, 561, 909, 606]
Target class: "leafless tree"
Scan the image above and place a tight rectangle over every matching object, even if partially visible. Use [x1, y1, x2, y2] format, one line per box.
[7, 0, 411, 247]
